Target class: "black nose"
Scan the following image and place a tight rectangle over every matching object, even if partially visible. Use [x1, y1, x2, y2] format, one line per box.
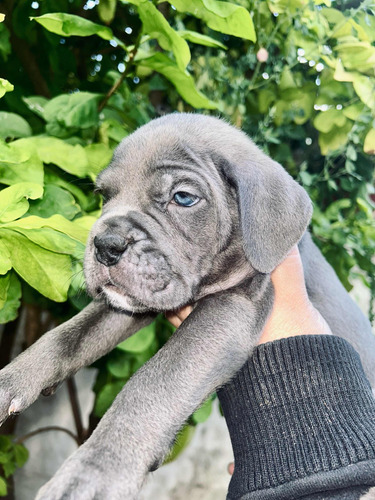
[94, 233, 127, 266]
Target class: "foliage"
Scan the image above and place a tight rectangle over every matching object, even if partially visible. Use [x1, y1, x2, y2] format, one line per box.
[0, 436, 28, 496]
[0, 0, 374, 491]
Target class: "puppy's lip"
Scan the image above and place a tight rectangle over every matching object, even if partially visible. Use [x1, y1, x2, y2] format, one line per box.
[102, 283, 146, 311]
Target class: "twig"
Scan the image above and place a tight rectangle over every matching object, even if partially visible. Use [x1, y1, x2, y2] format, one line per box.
[66, 377, 85, 444]
[98, 31, 143, 112]
[15, 426, 80, 446]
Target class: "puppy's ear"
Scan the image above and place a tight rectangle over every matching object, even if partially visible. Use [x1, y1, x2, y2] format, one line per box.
[220, 154, 312, 274]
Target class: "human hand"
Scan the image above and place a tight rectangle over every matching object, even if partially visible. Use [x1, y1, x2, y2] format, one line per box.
[165, 304, 193, 329]
[257, 245, 332, 344]
[165, 246, 332, 341]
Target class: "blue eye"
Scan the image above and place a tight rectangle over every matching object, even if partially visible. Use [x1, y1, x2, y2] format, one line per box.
[173, 191, 200, 207]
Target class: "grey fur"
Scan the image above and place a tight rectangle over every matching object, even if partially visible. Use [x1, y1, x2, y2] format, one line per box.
[0, 113, 373, 499]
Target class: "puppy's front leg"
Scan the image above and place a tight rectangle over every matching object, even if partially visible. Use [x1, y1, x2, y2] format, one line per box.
[0, 300, 155, 426]
[36, 278, 273, 500]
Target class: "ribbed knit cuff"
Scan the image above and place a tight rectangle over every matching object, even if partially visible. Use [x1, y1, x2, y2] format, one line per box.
[217, 335, 375, 500]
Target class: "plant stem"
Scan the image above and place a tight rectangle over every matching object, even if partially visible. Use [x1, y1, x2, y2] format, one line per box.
[15, 426, 80, 446]
[66, 377, 85, 444]
[98, 32, 143, 112]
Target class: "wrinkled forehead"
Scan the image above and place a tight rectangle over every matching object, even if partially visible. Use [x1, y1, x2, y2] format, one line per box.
[96, 128, 217, 191]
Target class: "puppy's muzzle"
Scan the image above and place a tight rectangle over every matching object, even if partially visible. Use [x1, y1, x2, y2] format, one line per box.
[94, 233, 127, 267]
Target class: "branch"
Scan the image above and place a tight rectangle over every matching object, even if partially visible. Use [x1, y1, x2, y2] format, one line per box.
[15, 426, 80, 446]
[7, 29, 51, 98]
[98, 32, 143, 112]
[66, 377, 86, 444]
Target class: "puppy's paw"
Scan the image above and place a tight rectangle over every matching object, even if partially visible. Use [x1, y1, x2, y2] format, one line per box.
[35, 447, 143, 500]
[0, 364, 52, 426]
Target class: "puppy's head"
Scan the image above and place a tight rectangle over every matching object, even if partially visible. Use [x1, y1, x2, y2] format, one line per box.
[84, 114, 312, 313]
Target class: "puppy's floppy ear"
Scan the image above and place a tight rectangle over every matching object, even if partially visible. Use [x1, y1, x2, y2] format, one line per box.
[220, 153, 312, 274]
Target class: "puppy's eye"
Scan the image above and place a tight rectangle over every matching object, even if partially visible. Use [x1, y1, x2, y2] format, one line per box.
[172, 191, 200, 207]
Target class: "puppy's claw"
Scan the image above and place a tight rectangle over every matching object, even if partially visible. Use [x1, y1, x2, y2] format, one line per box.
[41, 383, 60, 397]
[8, 399, 21, 416]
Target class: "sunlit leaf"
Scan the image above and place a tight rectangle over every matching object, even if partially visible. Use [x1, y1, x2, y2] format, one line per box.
[1, 230, 72, 302]
[165, 0, 256, 41]
[125, 0, 190, 70]
[0, 272, 22, 324]
[364, 128, 375, 155]
[0, 182, 43, 222]
[138, 53, 218, 109]
[0, 78, 13, 99]
[31, 13, 114, 40]
[0, 139, 44, 186]
[98, 0, 117, 24]
[0, 112, 32, 140]
[117, 323, 155, 353]
[313, 109, 347, 134]
[178, 30, 226, 49]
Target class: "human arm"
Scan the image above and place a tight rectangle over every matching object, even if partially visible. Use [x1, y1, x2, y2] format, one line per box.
[168, 247, 375, 499]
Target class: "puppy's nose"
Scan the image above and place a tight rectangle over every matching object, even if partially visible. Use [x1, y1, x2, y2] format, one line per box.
[94, 233, 127, 266]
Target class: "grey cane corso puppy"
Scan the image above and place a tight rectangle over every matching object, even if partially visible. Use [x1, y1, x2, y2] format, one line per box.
[0, 113, 374, 499]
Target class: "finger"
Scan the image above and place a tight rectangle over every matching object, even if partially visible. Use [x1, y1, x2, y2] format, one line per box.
[228, 462, 234, 475]
[164, 312, 182, 329]
[176, 305, 193, 323]
[165, 305, 193, 329]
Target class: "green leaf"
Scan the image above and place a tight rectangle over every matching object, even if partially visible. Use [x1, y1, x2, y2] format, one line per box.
[27, 185, 81, 220]
[107, 351, 131, 379]
[313, 109, 347, 134]
[0, 79, 13, 99]
[117, 323, 155, 353]
[0, 437, 11, 451]
[2, 214, 92, 246]
[0, 476, 7, 496]
[14, 444, 29, 468]
[274, 87, 315, 126]
[0, 183, 43, 223]
[0, 230, 72, 302]
[31, 13, 114, 41]
[29, 136, 89, 177]
[0, 272, 10, 309]
[178, 30, 226, 49]
[94, 380, 125, 417]
[166, 0, 256, 41]
[2, 460, 16, 478]
[164, 425, 195, 464]
[125, 0, 190, 70]
[85, 143, 113, 178]
[0, 240, 12, 275]
[0, 139, 44, 187]
[98, 0, 117, 24]
[22, 96, 48, 119]
[352, 74, 375, 111]
[336, 39, 375, 74]
[192, 397, 213, 424]
[318, 121, 352, 156]
[0, 23, 11, 61]
[44, 170, 97, 212]
[99, 119, 129, 143]
[44, 93, 102, 132]
[138, 53, 217, 109]
[0, 272, 22, 324]
[0, 112, 32, 140]
[342, 102, 365, 121]
[364, 128, 375, 155]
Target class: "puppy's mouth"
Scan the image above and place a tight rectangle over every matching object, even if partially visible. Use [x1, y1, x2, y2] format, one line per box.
[98, 282, 150, 313]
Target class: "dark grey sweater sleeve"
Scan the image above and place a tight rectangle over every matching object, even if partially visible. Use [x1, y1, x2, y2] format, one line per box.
[217, 335, 375, 500]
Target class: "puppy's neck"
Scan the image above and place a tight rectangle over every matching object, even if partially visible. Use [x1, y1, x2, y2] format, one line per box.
[195, 258, 256, 300]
